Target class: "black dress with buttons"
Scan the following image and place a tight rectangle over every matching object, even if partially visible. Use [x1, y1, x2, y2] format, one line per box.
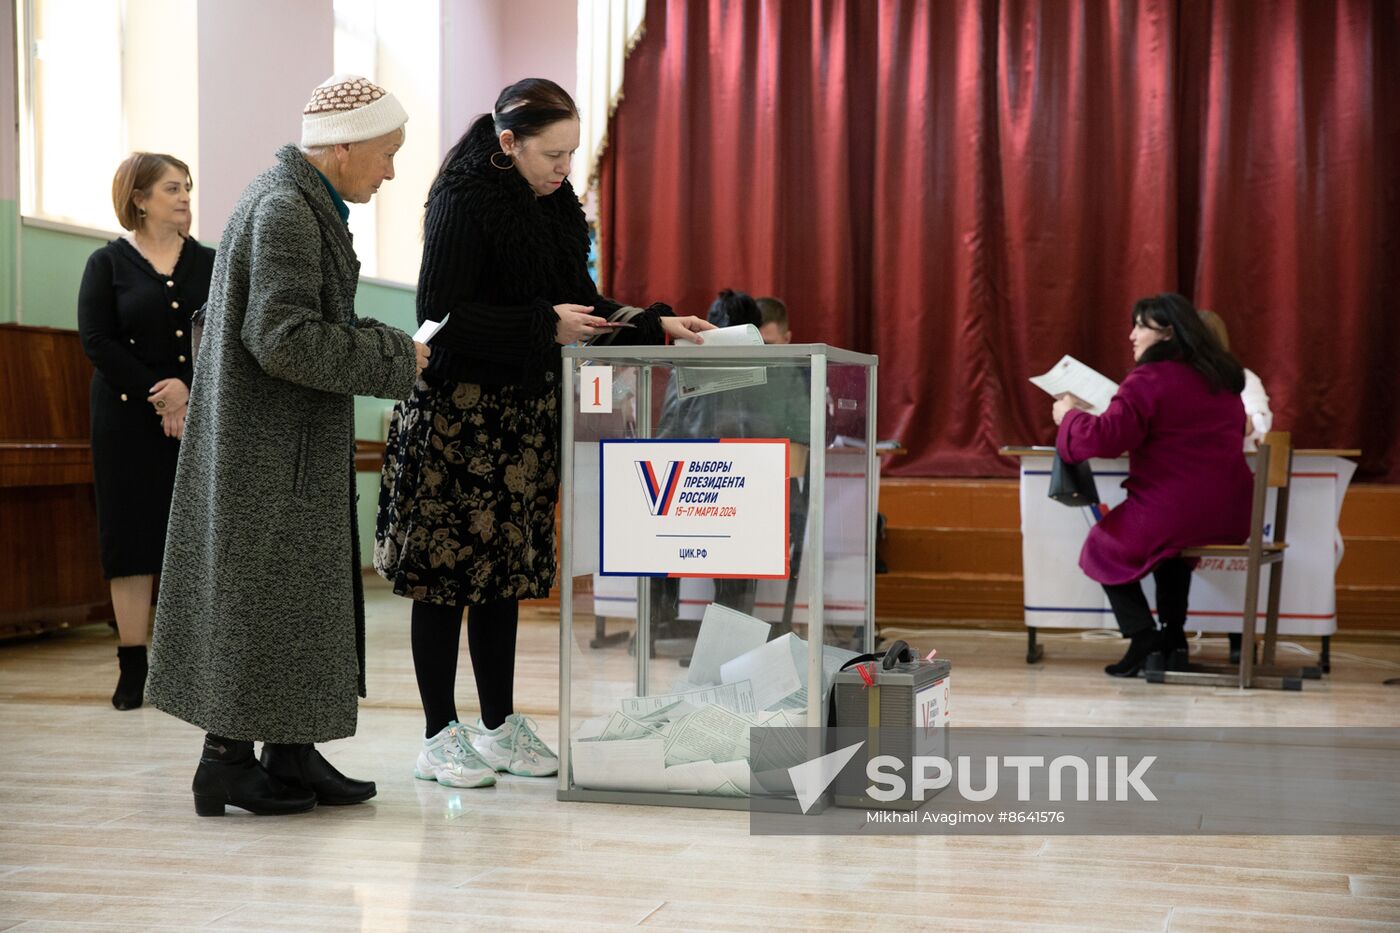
[77, 237, 215, 578]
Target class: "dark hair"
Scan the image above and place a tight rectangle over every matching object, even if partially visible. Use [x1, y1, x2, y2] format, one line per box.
[1132, 293, 1245, 393]
[708, 289, 762, 329]
[756, 296, 788, 329]
[436, 78, 579, 179]
[112, 152, 191, 231]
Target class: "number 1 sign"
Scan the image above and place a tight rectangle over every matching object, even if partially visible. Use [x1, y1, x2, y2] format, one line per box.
[579, 365, 612, 414]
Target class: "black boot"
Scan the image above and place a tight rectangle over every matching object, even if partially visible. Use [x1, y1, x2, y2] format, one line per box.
[1105, 630, 1162, 677]
[260, 743, 376, 805]
[112, 645, 148, 710]
[192, 735, 317, 817]
[1160, 625, 1189, 671]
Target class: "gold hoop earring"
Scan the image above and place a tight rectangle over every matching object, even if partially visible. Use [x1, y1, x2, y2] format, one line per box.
[490, 151, 515, 171]
[137, 206, 147, 218]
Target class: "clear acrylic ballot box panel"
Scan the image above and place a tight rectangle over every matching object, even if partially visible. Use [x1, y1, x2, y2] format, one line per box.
[558, 344, 878, 809]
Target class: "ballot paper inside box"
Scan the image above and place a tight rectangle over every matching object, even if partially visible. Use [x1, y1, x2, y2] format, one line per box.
[557, 343, 879, 810]
[564, 608, 864, 803]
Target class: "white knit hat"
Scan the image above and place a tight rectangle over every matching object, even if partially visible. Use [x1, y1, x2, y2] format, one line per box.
[300, 74, 408, 147]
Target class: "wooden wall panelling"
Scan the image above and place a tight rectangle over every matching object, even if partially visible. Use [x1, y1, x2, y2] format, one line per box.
[0, 324, 114, 639]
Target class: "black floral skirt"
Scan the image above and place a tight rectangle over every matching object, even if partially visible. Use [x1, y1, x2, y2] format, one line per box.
[375, 377, 559, 606]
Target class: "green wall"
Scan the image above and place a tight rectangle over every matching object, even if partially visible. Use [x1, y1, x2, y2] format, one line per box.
[0, 200, 15, 323]
[19, 222, 106, 328]
[16, 221, 417, 566]
[352, 279, 417, 569]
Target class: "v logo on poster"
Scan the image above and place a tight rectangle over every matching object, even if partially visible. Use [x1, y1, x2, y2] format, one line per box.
[635, 460, 685, 516]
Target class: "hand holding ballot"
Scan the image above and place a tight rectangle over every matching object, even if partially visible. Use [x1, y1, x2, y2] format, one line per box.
[673, 323, 768, 399]
[1029, 355, 1119, 415]
[660, 314, 716, 344]
[1052, 392, 1092, 425]
[412, 315, 449, 345]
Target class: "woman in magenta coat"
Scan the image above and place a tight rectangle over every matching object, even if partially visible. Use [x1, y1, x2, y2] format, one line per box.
[1053, 293, 1253, 677]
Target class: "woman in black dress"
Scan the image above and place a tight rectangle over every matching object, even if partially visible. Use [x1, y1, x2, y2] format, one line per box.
[77, 153, 214, 709]
[376, 79, 712, 788]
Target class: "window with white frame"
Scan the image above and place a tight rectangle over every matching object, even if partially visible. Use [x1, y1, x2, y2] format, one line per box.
[333, 0, 439, 285]
[18, 0, 199, 234]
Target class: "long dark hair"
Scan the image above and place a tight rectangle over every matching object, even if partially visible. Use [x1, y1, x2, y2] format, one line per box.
[1133, 293, 1245, 393]
[434, 78, 578, 184]
[707, 289, 762, 328]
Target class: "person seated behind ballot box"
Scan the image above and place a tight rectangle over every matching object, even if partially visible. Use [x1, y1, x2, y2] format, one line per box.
[649, 289, 811, 641]
[756, 295, 791, 345]
[1051, 293, 1253, 678]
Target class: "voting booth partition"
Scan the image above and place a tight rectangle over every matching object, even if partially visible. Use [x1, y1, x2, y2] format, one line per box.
[557, 344, 878, 809]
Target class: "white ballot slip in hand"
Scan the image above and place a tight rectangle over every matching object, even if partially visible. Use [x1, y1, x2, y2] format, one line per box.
[412, 315, 449, 344]
[692, 323, 763, 347]
[676, 324, 767, 399]
[1029, 355, 1119, 415]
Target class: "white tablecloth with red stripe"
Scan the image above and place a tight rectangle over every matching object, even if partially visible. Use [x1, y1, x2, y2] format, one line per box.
[1017, 454, 1355, 635]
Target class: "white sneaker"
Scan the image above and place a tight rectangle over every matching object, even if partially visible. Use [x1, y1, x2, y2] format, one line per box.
[469, 714, 559, 777]
[414, 722, 497, 788]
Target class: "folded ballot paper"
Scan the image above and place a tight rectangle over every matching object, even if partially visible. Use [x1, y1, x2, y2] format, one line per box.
[676, 323, 768, 400]
[411, 315, 449, 344]
[1029, 355, 1119, 415]
[570, 603, 859, 797]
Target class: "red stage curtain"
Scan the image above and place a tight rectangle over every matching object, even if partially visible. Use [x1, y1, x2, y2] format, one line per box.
[597, 0, 1400, 481]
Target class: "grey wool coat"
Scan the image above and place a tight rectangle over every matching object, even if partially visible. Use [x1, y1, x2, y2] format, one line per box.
[147, 145, 418, 743]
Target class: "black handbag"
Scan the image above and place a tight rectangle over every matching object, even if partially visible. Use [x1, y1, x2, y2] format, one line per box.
[1048, 453, 1099, 506]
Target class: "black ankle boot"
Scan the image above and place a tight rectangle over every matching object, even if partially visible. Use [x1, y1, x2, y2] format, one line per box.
[260, 743, 376, 805]
[112, 645, 148, 710]
[1105, 630, 1162, 677]
[1161, 626, 1189, 671]
[192, 735, 317, 816]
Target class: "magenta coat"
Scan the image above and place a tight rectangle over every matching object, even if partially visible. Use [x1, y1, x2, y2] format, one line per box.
[1056, 360, 1254, 586]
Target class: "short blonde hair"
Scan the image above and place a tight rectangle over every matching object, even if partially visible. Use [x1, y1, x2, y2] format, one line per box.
[1197, 309, 1230, 351]
[111, 153, 191, 231]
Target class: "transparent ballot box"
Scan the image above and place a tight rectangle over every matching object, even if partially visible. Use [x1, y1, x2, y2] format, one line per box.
[558, 343, 878, 809]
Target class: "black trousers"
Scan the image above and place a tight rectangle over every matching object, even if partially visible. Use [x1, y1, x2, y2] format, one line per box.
[1101, 557, 1192, 638]
[649, 577, 758, 636]
[410, 598, 519, 737]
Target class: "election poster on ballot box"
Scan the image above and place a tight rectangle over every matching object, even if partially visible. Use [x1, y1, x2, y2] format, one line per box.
[599, 439, 790, 578]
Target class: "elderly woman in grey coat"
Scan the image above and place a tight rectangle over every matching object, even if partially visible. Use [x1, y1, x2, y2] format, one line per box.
[147, 75, 428, 817]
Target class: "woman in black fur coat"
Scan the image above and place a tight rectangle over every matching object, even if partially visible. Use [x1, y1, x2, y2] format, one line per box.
[376, 79, 712, 787]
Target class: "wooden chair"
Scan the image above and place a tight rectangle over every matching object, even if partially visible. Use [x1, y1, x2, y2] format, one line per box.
[1147, 431, 1320, 690]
